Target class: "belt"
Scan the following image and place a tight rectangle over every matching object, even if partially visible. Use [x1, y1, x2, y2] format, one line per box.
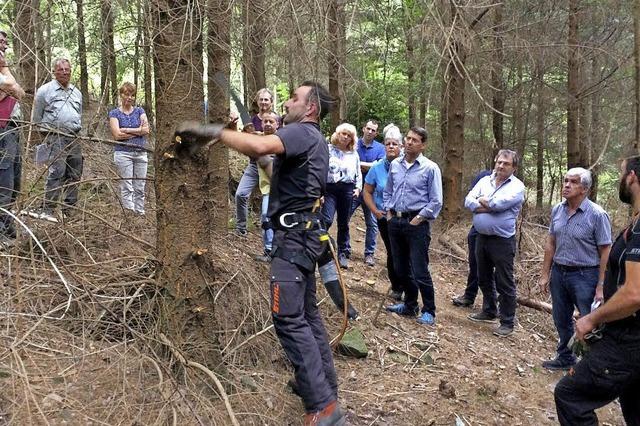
[273, 211, 323, 231]
[390, 209, 421, 219]
[554, 264, 599, 272]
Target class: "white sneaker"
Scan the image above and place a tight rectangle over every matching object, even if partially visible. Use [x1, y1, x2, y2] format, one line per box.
[23, 209, 58, 223]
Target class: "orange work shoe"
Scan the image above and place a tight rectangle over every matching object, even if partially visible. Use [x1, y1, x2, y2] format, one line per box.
[303, 400, 346, 426]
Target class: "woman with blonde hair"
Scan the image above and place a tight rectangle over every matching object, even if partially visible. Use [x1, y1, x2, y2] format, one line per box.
[321, 122, 361, 269]
[108, 82, 150, 215]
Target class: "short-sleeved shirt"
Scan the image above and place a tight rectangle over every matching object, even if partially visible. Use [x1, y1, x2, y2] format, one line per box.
[33, 80, 82, 133]
[108, 106, 147, 152]
[603, 219, 640, 329]
[356, 138, 385, 177]
[267, 122, 329, 220]
[549, 198, 612, 267]
[364, 158, 390, 211]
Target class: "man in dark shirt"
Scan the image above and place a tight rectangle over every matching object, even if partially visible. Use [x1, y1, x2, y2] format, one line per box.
[554, 156, 640, 425]
[181, 82, 345, 425]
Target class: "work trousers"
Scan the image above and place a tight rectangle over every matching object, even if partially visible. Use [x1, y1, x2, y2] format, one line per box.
[43, 133, 83, 210]
[0, 127, 20, 235]
[235, 162, 258, 233]
[113, 150, 148, 214]
[376, 217, 403, 294]
[554, 325, 640, 425]
[388, 217, 435, 315]
[270, 229, 337, 413]
[476, 234, 517, 327]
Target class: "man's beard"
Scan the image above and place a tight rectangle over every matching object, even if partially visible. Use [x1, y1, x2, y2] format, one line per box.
[619, 175, 633, 205]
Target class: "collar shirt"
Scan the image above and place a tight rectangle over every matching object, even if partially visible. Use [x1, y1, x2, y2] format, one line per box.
[327, 144, 362, 190]
[383, 154, 443, 220]
[465, 173, 525, 238]
[550, 197, 612, 267]
[356, 138, 385, 175]
[364, 158, 390, 211]
[33, 79, 82, 133]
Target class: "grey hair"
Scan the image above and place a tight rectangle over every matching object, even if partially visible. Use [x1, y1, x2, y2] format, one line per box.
[383, 125, 403, 144]
[495, 149, 519, 168]
[256, 88, 274, 102]
[52, 57, 71, 70]
[566, 167, 592, 190]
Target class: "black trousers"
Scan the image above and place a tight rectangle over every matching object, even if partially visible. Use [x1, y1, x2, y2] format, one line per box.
[476, 234, 517, 327]
[270, 229, 337, 413]
[554, 325, 640, 425]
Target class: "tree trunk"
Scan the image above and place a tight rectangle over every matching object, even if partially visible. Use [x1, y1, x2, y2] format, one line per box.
[442, 1, 466, 222]
[143, 0, 154, 128]
[75, 0, 89, 107]
[101, 0, 118, 106]
[151, 0, 223, 369]
[536, 66, 546, 209]
[418, 64, 427, 128]
[635, 0, 640, 151]
[590, 57, 601, 201]
[14, 0, 42, 116]
[491, 4, 505, 150]
[242, 0, 266, 113]
[567, 0, 581, 168]
[207, 0, 232, 232]
[327, 0, 344, 129]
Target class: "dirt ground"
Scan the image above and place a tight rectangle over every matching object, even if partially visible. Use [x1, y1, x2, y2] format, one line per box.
[0, 138, 628, 425]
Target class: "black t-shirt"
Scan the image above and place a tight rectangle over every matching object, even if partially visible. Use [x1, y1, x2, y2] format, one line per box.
[267, 122, 329, 220]
[604, 219, 640, 328]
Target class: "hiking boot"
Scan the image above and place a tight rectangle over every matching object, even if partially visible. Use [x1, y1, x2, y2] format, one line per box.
[493, 324, 514, 338]
[542, 357, 575, 371]
[452, 295, 474, 307]
[364, 254, 375, 267]
[417, 311, 436, 326]
[255, 251, 272, 263]
[235, 229, 247, 237]
[467, 312, 498, 323]
[385, 303, 418, 317]
[303, 400, 346, 426]
[389, 290, 403, 301]
[338, 253, 349, 269]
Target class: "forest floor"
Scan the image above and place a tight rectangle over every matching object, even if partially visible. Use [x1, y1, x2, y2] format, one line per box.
[0, 130, 628, 425]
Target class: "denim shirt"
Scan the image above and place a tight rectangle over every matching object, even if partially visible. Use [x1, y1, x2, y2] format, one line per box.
[33, 79, 82, 133]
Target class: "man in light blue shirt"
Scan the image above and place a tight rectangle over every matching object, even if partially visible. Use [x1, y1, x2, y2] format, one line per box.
[539, 167, 611, 370]
[383, 127, 442, 326]
[30, 58, 83, 222]
[465, 149, 525, 337]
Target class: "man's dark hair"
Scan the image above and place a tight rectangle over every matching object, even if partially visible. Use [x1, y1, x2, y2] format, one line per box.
[0, 30, 7, 38]
[624, 155, 640, 176]
[495, 148, 519, 168]
[301, 80, 334, 121]
[410, 126, 428, 143]
[364, 119, 379, 127]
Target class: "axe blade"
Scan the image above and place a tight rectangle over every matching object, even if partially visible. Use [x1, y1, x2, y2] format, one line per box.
[212, 71, 252, 125]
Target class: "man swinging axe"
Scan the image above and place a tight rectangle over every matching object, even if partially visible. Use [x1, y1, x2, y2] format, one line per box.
[176, 81, 346, 426]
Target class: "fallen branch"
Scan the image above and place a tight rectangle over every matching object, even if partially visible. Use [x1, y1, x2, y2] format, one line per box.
[437, 234, 468, 260]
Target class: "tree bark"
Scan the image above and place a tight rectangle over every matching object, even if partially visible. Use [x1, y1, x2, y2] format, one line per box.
[14, 0, 42, 116]
[536, 65, 546, 209]
[100, 0, 118, 106]
[567, 0, 581, 168]
[590, 57, 601, 201]
[242, 0, 266, 113]
[207, 0, 232, 232]
[75, 0, 90, 107]
[142, 0, 154, 127]
[491, 3, 505, 150]
[327, 0, 344, 129]
[151, 0, 223, 369]
[441, 1, 466, 222]
[635, 0, 640, 151]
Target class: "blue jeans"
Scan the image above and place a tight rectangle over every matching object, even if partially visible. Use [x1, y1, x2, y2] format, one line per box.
[349, 192, 378, 256]
[0, 126, 20, 235]
[114, 151, 148, 214]
[388, 217, 435, 315]
[261, 194, 273, 251]
[377, 217, 402, 293]
[44, 134, 83, 210]
[235, 162, 258, 232]
[321, 182, 354, 256]
[550, 264, 599, 362]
